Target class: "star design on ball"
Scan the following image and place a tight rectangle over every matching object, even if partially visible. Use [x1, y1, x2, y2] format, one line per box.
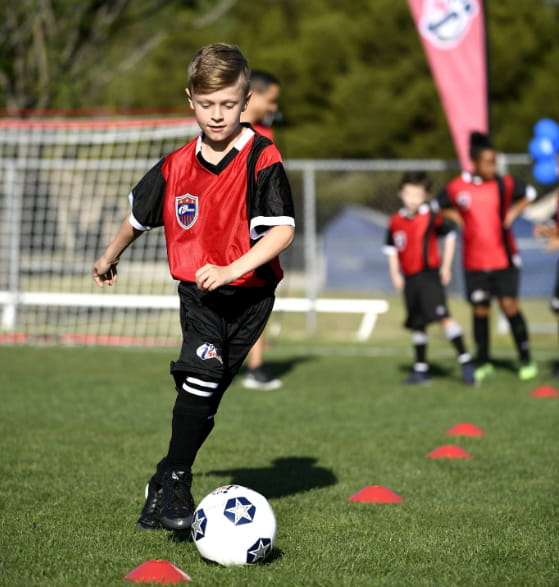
[246, 538, 272, 564]
[191, 509, 207, 540]
[223, 496, 256, 525]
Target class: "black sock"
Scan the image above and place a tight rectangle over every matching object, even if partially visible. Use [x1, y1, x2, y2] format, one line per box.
[507, 312, 531, 363]
[412, 330, 428, 371]
[165, 390, 213, 469]
[473, 315, 489, 363]
[450, 336, 471, 364]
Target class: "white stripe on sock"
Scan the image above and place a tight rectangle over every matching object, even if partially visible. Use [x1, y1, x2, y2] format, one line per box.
[182, 382, 214, 397]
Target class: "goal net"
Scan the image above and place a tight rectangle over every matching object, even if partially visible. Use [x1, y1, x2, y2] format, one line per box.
[0, 115, 204, 345]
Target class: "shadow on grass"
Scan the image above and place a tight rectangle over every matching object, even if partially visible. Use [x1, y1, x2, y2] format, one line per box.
[398, 356, 524, 381]
[238, 355, 315, 381]
[169, 529, 193, 543]
[398, 362, 454, 380]
[204, 456, 337, 498]
[194, 548, 284, 567]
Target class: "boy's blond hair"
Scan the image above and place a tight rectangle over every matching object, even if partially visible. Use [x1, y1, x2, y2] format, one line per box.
[188, 43, 250, 96]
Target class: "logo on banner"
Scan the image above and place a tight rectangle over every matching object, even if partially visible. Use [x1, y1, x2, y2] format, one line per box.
[419, 0, 479, 49]
[176, 194, 198, 229]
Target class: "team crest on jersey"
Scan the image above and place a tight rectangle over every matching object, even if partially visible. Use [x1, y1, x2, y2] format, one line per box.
[419, 0, 479, 50]
[456, 191, 471, 210]
[196, 343, 223, 364]
[394, 230, 407, 251]
[176, 194, 198, 229]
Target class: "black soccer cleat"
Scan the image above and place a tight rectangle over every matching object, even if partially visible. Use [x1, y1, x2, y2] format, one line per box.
[136, 476, 163, 531]
[403, 370, 430, 385]
[461, 361, 477, 385]
[159, 469, 195, 531]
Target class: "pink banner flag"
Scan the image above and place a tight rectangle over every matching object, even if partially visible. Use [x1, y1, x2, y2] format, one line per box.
[407, 0, 489, 170]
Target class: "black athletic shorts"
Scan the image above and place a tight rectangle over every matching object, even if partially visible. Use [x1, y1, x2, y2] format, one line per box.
[403, 269, 450, 330]
[464, 266, 519, 306]
[170, 282, 275, 384]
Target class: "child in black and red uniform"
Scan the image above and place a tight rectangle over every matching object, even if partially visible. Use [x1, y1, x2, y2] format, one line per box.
[437, 132, 538, 382]
[92, 44, 295, 532]
[384, 170, 475, 385]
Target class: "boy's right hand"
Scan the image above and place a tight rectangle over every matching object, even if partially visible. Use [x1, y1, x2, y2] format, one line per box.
[392, 274, 404, 291]
[92, 257, 118, 287]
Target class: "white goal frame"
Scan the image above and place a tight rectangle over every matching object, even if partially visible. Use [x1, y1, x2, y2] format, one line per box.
[0, 114, 535, 345]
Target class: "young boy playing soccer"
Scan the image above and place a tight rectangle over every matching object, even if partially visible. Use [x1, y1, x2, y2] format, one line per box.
[384, 171, 475, 385]
[92, 43, 295, 531]
[437, 132, 538, 382]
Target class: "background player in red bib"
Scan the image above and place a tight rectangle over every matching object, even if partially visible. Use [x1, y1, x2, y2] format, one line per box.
[92, 44, 295, 532]
[240, 70, 283, 390]
[384, 171, 475, 385]
[437, 132, 538, 382]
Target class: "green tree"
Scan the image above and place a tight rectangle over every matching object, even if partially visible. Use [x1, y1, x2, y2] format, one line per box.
[2, 0, 558, 160]
[0, 0, 237, 110]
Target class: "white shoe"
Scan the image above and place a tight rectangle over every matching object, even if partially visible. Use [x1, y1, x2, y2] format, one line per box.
[242, 367, 283, 390]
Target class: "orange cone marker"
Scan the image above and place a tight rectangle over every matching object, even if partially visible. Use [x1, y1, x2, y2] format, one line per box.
[446, 423, 485, 437]
[531, 385, 559, 398]
[124, 560, 191, 584]
[348, 485, 403, 503]
[427, 445, 472, 459]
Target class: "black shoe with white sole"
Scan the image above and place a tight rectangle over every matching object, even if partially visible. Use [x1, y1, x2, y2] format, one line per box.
[136, 476, 163, 531]
[159, 468, 195, 531]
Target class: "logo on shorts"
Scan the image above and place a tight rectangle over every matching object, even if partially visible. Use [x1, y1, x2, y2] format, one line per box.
[471, 289, 488, 303]
[196, 343, 223, 364]
[419, 0, 479, 50]
[176, 194, 198, 229]
[436, 304, 447, 316]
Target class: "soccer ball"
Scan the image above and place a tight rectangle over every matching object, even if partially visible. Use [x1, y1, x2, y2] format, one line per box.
[191, 485, 276, 567]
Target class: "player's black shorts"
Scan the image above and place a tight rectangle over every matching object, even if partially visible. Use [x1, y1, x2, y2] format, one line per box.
[170, 281, 275, 384]
[403, 269, 450, 330]
[464, 266, 519, 306]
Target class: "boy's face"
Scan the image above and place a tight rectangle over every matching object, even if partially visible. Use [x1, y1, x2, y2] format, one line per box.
[245, 83, 280, 125]
[473, 148, 497, 181]
[399, 184, 428, 213]
[186, 81, 248, 146]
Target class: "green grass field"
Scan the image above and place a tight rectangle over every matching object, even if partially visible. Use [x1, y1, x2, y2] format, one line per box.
[1, 301, 558, 586]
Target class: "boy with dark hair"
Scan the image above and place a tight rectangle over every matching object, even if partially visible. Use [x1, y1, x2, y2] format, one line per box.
[384, 170, 475, 385]
[437, 131, 537, 381]
[241, 69, 283, 390]
[92, 43, 295, 531]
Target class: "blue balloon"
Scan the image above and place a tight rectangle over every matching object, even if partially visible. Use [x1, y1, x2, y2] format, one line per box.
[533, 158, 559, 185]
[533, 118, 559, 151]
[529, 136, 556, 160]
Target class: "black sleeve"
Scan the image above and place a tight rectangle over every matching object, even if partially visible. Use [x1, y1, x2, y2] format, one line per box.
[435, 216, 458, 237]
[129, 158, 166, 229]
[511, 176, 529, 202]
[385, 226, 395, 247]
[436, 187, 453, 210]
[250, 161, 295, 234]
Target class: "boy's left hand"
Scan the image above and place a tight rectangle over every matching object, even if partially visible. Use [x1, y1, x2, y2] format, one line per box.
[503, 209, 517, 229]
[195, 264, 235, 291]
[440, 266, 452, 286]
[545, 235, 559, 251]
